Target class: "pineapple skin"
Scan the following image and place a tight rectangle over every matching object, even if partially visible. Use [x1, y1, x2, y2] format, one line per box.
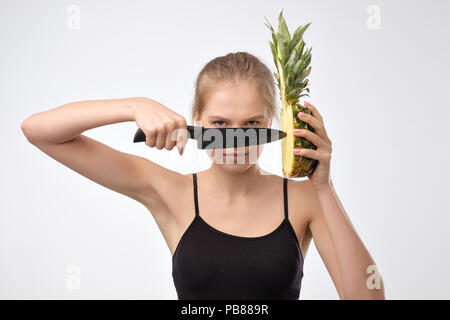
[282, 103, 318, 178]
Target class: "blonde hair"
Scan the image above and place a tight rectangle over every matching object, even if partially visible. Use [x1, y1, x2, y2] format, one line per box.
[191, 52, 279, 125]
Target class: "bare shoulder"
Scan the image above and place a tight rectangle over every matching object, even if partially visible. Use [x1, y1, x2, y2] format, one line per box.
[138, 164, 192, 219]
[134, 169, 196, 256]
[260, 173, 313, 236]
[285, 178, 318, 258]
[288, 178, 324, 220]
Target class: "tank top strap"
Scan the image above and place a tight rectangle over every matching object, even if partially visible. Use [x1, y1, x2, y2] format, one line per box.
[283, 177, 289, 221]
[193, 173, 199, 217]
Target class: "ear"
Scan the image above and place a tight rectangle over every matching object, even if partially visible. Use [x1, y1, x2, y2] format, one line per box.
[193, 110, 200, 123]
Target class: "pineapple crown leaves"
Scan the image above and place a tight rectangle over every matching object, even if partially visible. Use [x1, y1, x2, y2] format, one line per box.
[264, 9, 312, 105]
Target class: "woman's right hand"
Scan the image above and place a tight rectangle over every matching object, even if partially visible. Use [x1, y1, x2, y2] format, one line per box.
[131, 97, 188, 155]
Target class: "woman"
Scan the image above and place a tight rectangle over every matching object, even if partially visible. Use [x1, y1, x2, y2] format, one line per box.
[21, 52, 385, 300]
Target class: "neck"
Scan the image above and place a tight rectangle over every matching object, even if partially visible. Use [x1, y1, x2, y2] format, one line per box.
[204, 164, 265, 201]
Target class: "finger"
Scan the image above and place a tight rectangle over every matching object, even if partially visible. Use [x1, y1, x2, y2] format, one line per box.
[176, 127, 188, 151]
[165, 123, 177, 150]
[293, 148, 332, 162]
[175, 119, 189, 149]
[304, 101, 323, 121]
[155, 126, 166, 150]
[145, 128, 157, 148]
[302, 102, 332, 140]
[174, 131, 184, 155]
[170, 129, 182, 152]
[297, 111, 325, 132]
[292, 129, 331, 152]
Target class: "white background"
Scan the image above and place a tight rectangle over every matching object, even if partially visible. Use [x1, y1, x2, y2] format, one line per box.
[1, 0, 449, 299]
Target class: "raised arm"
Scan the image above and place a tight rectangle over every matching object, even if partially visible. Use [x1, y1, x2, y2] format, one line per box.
[20, 97, 188, 215]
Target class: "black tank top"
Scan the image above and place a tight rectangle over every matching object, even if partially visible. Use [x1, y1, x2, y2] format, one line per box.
[172, 173, 304, 299]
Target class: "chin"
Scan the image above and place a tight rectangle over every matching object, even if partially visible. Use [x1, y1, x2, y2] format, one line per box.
[206, 149, 260, 168]
[216, 163, 256, 174]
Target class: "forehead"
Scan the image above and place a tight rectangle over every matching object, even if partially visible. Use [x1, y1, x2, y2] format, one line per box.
[203, 81, 267, 117]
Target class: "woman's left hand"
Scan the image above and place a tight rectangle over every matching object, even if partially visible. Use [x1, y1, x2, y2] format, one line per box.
[293, 101, 333, 189]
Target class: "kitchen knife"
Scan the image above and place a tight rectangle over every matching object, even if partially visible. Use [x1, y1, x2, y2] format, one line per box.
[133, 125, 286, 149]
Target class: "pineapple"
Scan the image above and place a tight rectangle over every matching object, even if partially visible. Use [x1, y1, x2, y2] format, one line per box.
[265, 10, 318, 178]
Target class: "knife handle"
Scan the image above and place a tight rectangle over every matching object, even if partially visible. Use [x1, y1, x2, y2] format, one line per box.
[133, 125, 197, 143]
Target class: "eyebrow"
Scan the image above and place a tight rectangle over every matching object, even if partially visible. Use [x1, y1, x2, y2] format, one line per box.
[207, 115, 266, 121]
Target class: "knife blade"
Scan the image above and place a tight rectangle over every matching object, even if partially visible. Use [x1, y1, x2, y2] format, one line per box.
[133, 125, 286, 149]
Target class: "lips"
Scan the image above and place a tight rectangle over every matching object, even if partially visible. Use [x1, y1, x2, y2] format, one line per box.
[225, 152, 248, 156]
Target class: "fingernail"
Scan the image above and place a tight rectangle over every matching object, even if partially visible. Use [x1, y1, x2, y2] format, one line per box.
[180, 147, 184, 155]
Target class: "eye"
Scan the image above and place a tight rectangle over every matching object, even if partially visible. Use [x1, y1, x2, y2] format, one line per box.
[213, 121, 226, 126]
[212, 120, 259, 126]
